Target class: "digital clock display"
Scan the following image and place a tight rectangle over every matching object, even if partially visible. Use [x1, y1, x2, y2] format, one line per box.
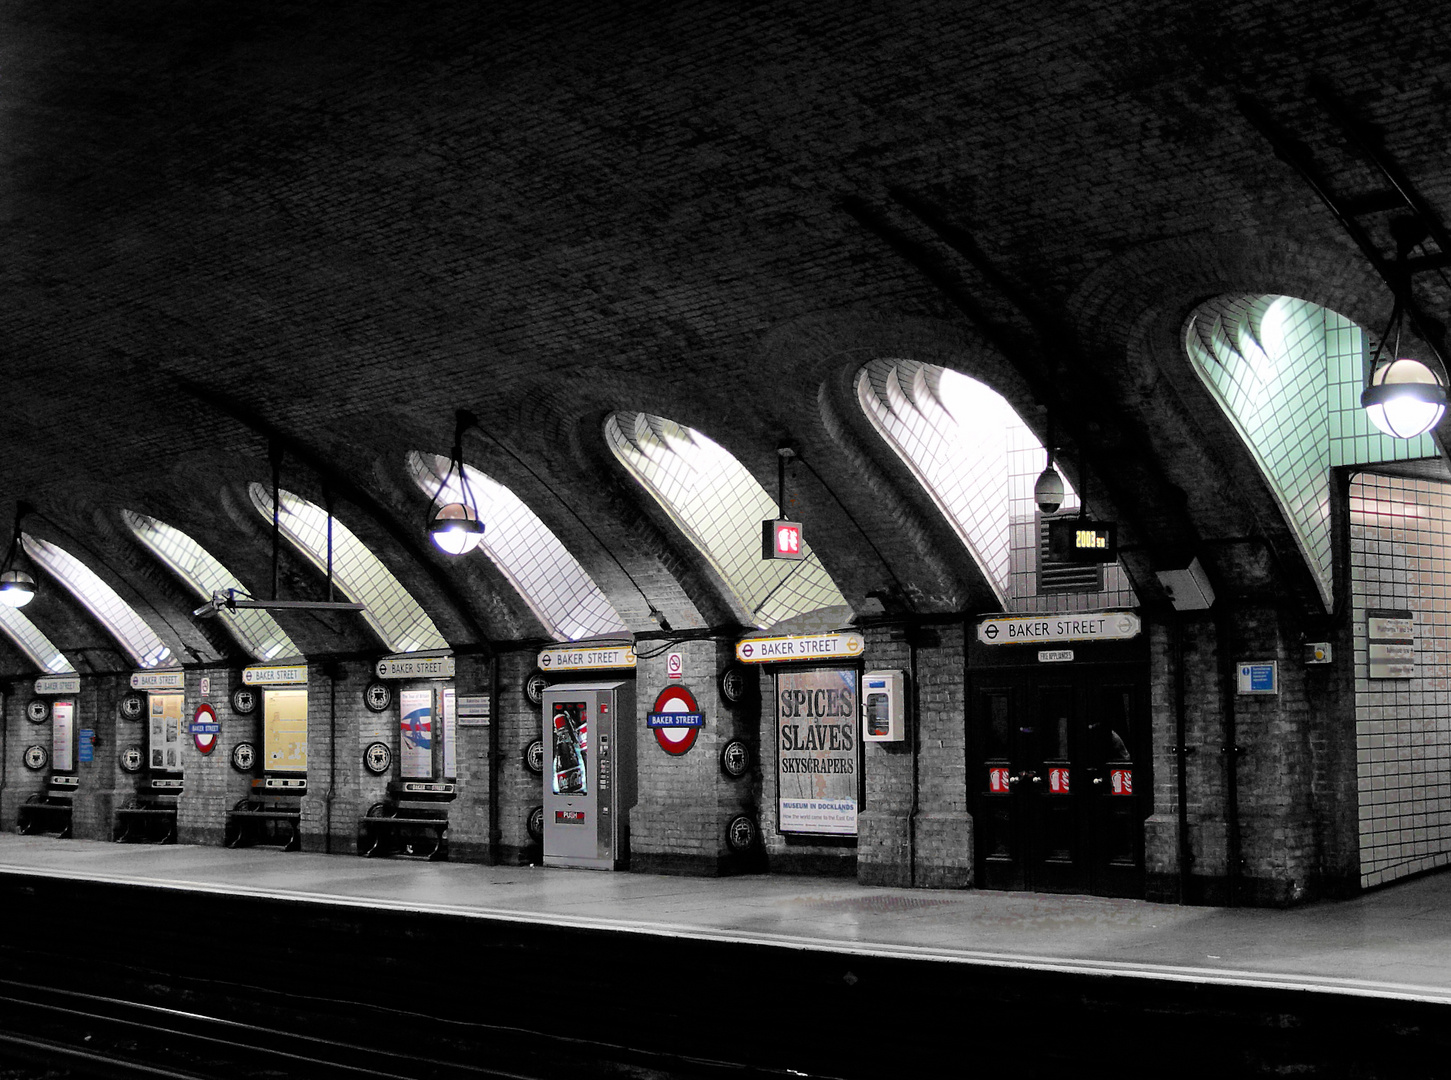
[1047, 518, 1118, 563]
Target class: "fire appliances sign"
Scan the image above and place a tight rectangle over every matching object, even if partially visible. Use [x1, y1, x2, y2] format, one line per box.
[776, 668, 859, 836]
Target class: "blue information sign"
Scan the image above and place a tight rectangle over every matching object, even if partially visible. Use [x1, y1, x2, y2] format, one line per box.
[646, 712, 705, 728]
[1237, 661, 1278, 695]
[78, 729, 94, 764]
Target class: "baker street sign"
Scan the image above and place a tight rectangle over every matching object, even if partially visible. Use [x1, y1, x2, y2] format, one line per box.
[977, 611, 1141, 646]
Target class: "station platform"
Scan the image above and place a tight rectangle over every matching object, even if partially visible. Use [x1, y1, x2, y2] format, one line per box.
[1, 832, 1449, 1004]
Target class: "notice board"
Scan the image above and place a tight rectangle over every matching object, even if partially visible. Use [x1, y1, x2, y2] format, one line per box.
[264, 688, 308, 773]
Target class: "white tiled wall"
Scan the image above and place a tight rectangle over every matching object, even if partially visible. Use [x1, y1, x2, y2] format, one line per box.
[859, 359, 1137, 614]
[605, 413, 847, 629]
[1351, 473, 1451, 887]
[1186, 295, 1437, 614]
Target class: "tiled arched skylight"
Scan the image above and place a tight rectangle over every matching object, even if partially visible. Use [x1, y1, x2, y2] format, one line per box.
[247, 484, 447, 653]
[858, 359, 1137, 614]
[124, 511, 299, 661]
[604, 413, 848, 628]
[408, 452, 626, 641]
[22, 536, 172, 668]
[1185, 295, 1437, 610]
[0, 605, 75, 673]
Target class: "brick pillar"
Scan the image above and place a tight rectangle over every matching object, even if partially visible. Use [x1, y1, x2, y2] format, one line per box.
[495, 649, 544, 865]
[4, 681, 59, 827]
[446, 653, 495, 863]
[72, 674, 123, 840]
[856, 624, 972, 888]
[629, 637, 747, 875]
[177, 668, 235, 846]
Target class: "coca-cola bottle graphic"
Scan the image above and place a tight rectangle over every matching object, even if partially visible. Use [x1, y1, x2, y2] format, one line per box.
[552, 702, 588, 795]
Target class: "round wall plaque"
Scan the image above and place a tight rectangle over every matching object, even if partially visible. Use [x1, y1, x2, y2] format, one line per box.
[23, 744, 48, 770]
[526, 805, 545, 843]
[718, 663, 751, 705]
[26, 699, 50, 724]
[523, 739, 545, 774]
[720, 739, 751, 779]
[363, 680, 393, 713]
[119, 693, 146, 722]
[231, 742, 256, 773]
[230, 685, 258, 716]
[120, 745, 145, 773]
[726, 815, 757, 852]
[524, 669, 548, 707]
[364, 741, 393, 775]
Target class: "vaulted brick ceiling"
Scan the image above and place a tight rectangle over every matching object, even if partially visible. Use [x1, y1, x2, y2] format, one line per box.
[0, 0, 1446, 674]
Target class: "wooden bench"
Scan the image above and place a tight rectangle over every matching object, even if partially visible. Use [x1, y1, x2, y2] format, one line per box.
[359, 803, 448, 860]
[225, 799, 301, 851]
[114, 801, 178, 844]
[18, 794, 72, 838]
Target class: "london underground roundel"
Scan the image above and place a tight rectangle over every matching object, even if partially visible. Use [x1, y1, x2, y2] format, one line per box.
[192, 703, 220, 755]
[647, 685, 705, 756]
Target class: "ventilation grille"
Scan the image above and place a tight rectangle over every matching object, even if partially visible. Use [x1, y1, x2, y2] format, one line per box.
[1038, 516, 1104, 594]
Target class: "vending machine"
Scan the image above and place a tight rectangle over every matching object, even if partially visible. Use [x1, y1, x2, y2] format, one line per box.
[541, 680, 635, 870]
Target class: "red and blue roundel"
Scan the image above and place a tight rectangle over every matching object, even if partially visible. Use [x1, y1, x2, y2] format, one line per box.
[192, 703, 220, 755]
[647, 685, 704, 756]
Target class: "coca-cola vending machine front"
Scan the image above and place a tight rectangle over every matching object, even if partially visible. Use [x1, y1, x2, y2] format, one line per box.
[541, 681, 635, 870]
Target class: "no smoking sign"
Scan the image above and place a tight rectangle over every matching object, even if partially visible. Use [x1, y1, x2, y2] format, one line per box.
[667, 652, 683, 681]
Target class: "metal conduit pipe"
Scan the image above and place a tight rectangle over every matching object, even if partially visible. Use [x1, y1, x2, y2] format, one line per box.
[1214, 607, 1244, 907]
[324, 662, 338, 854]
[489, 655, 500, 863]
[907, 631, 920, 888]
[1172, 614, 1193, 904]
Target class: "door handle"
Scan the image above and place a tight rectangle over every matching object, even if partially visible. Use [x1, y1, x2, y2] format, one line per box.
[1092, 776, 1106, 786]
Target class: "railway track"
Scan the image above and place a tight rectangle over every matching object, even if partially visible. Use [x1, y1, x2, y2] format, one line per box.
[0, 960, 809, 1080]
[6, 871, 1451, 1078]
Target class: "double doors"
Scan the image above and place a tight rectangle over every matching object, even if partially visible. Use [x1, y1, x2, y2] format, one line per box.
[972, 663, 1147, 897]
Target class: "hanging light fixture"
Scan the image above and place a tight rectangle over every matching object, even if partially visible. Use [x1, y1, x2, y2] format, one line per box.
[0, 502, 37, 608]
[1361, 297, 1447, 438]
[1361, 227, 1449, 439]
[427, 409, 484, 556]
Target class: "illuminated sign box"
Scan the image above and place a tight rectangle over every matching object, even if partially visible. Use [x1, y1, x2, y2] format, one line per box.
[762, 519, 806, 561]
[1047, 518, 1118, 563]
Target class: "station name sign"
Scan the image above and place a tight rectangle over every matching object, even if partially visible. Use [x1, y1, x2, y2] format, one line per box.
[977, 611, 1141, 646]
[243, 663, 309, 686]
[538, 644, 636, 671]
[130, 670, 185, 691]
[736, 631, 865, 664]
[375, 654, 455, 680]
[33, 675, 81, 696]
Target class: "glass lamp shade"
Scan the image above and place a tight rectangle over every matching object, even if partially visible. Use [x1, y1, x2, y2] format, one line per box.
[1034, 465, 1065, 514]
[0, 568, 37, 607]
[1361, 358, 1448, 439]
[428, 502, 484, 555]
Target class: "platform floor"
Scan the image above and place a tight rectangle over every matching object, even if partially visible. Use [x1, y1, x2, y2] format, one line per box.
[3, 834, 1451, 1005]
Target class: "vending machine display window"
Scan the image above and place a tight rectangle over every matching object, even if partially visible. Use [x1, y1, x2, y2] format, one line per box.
[552, 701, 588, 796]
